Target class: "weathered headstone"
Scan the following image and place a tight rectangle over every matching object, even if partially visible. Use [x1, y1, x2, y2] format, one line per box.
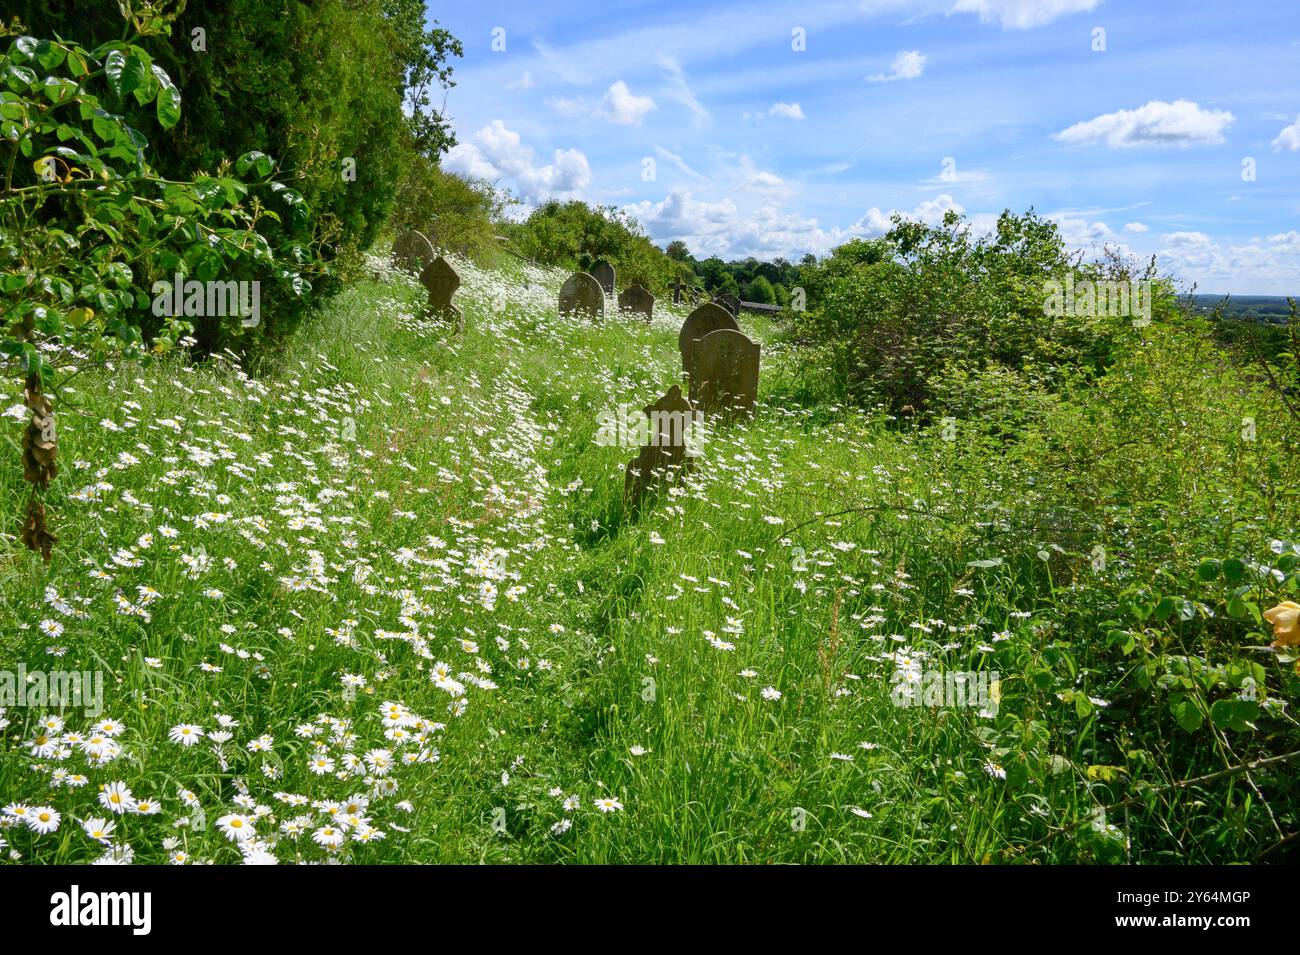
[623, 385, 699, 509]
[392, 229, 436, 273]
[617, 284, 655, 320]
[678, 302, 739, 375]
[420, 255, 462, 330]
[713, 293, 740, 317]
[559, 272, 605, 321]
[691, 328, 760, 419]
[591, 261, 616, 296]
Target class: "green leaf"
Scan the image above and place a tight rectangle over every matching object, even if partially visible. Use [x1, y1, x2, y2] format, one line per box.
[153, 67, 181, 128]
[1170, 698, 1203, 733]
[1196, 559, 1220, 581]
[34, 40, 66, 71]
[236, 150, 274, 179]
[1222, 558, 1247, 583]
[105, 48, 149, 99]
[1210, 698, 1259, 733]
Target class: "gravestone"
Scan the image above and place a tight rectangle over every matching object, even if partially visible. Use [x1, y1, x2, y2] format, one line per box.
[691, 328, 760, 419]
[392, 230, 436, 273]
[617, 284, 655, 320]
[420, 255, 462, 330]
[623, 385, 699, 509]
[678, 302, 739, 376]
[559, 272, 605, 321]
[713, 293, 740, 317]
[591, 261, 616, 296]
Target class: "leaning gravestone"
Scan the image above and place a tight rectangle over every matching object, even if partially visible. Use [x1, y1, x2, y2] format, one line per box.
[559, 272, 605, 321]
[617, 284, 655, 320]
[691, 328, 760, 419]
[392, 229, 436, 273]
[624, 385, 699, 509]
[591, 261, 616, 296]
[713, 293, 740, 317]
[420, 255, 462, 331]
[678, 302, 739, 376]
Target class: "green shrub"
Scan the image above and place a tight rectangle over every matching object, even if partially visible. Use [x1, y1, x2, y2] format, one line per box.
[795, 209, 1179, 417]
[393, 161, 510, 262]
[12, 0, 462, 350]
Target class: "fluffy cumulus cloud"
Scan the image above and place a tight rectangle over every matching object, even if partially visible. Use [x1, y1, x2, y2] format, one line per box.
[601, 81, 656, 125]
[1055, 99, 1235, 148]
[1146, 230, 1300, 293]
[950, 0, 1101, 29]
[547, 81, 656, 126]
[625, 191, 965, 259]
[443, 120, 591, 203]
[1271, 115, 1300, 152]
[1048, 214, 1114, 247]
[767, 102, 805, 120]
[867, 51, 927, 83]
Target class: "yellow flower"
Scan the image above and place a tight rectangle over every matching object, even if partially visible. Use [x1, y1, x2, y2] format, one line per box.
[1262, 601, 1300, 648]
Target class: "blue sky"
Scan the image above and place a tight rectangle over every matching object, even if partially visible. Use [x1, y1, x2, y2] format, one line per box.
[433, 0, 1300, 294]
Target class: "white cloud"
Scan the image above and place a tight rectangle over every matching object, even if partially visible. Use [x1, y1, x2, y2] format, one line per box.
[1124, 222, 1149, 233]
[1149, 231, 1300, 293]
[443, 121, 591, 202]
[1268, 230, 1300, 252]
[654, 146, 712, 184]
[950, 0, 1101, 29]
[1049, 215, 1113, 247]
[743, 171, 787, 193]
[507, 71, 534, 91]
[867, 50, 927, 83]
[601, 81, 656, 125]
[1055, 99, 1235, 148]
[626, 189, 968, 261]
[659, 56, 710, 125]
[1271, 115, 1300, 152]
[546, 81, 657, 126]
[768, 102, 805, 120]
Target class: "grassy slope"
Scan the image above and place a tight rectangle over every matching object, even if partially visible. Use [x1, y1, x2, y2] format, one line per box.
[0, 255, 1294, 863]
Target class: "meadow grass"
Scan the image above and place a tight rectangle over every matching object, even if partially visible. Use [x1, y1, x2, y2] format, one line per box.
[0, 255, 1295, 864]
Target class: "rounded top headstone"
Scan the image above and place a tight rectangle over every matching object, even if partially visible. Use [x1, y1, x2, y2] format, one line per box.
[559, 271, 605, 320]
[392, 229, 436, 273]
[678, 302, 739, 372]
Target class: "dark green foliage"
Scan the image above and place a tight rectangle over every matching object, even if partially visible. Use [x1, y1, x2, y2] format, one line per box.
[11, 0, 461, 351]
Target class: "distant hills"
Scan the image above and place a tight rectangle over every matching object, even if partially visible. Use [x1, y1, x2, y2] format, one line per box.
[1188, 295, 1295, 321]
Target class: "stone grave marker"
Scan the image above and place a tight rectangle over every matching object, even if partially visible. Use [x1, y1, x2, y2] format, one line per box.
[623, 384, 699, 509]
[713, 292, 740, 317]
[678, 302, 739, 376]
[420, 255, 462, 330]
[617, 284, 655, 320]
[559, 272, 605, 321]
[691, 328, 760, 419]
[591, 261, 616, 296]
[392, 229, 436, 273]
